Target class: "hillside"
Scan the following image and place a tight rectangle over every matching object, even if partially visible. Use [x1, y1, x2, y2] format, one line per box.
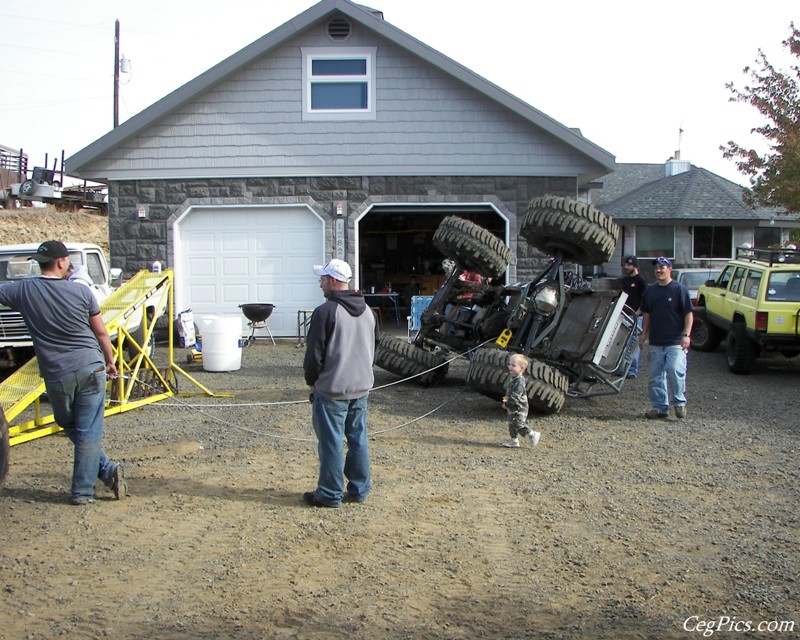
[0, 206, 109, 253]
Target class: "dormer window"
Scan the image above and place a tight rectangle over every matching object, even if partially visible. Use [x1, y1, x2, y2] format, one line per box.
[302, 47, 376, 121]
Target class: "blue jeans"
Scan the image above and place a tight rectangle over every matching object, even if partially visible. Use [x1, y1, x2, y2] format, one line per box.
[311, 393, 371, 506]
[45, 363, 116, 500]
[647, 345, 687, 412]
[629, 316, 643, 376]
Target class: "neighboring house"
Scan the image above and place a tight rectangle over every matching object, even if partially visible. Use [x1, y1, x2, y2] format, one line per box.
[66, 0, 615, 336]
[593, 158, 800, 279]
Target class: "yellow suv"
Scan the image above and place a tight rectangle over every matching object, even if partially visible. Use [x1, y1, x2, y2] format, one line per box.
[692, 246, 800, 373]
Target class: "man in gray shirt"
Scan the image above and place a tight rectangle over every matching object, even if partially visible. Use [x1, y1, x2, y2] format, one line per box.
[0, 241, 126, 505]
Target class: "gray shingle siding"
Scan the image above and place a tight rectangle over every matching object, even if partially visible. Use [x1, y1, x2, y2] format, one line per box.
[80, 31, 600, 180]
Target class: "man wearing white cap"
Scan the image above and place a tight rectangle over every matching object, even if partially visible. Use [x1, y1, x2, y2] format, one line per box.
[302, 259, 379, 507]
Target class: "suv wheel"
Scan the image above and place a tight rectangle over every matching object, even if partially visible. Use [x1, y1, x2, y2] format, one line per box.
[691, 315, 724, 352]
[465, 347, 568, 414]
[521, 195, 619, 265]
[433, 216, 512, 280]
[375, 335, 449, 386]
[726, 323, 757, 374]
[1, 408, 9, 493]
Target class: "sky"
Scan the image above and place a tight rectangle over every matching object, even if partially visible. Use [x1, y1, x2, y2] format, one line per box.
[1, 0, 797, 187]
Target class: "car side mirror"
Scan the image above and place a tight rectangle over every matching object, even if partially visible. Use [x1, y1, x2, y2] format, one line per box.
[704, 279, 716, 287]
[109, 267, 123, 288]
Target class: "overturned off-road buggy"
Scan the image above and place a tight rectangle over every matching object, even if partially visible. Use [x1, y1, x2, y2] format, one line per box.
[374, 196, 641, 414]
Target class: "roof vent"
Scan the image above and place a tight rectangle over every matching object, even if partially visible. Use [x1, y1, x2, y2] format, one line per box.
[327, 16, 352, 40]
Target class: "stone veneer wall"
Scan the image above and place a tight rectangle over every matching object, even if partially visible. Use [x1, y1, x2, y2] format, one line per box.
[108, 175, 577, 281]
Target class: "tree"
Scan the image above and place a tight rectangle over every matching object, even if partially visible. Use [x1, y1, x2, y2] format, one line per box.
[721, 24, 800, 214]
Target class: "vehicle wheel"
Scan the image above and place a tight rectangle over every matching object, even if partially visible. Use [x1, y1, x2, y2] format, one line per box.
[19, 179, 37, 196]
[726, 323, 757, 374]
[690, 315, 724, 352]
[465, 347, 568, 414]
[375, 335, 449, 386]
[433, 216, 512, 280]
[780, 350, 800, 359]
[125, 323, 156, 360]
[1, 408, 9, 493]
[520, 195, 619, 265]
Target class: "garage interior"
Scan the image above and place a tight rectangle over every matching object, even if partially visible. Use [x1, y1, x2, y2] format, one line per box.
[357, 206, 506, 312]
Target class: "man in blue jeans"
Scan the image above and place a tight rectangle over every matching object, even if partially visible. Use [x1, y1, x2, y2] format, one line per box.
[639, 257, 693, 419]
[619, 255, 647, 378]
[302, 258, 379, 507]
[0, 240, 125, 505]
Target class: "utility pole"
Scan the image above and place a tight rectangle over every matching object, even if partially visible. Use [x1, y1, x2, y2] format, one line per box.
[113, 19, 120, 128]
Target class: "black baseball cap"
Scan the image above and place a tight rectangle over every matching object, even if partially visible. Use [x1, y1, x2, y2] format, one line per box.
[623, 255, 638, 266]
[29, 240, 69, 263]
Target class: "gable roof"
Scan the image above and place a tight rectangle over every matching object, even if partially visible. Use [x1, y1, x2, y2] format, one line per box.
[596, 163, 797, 224]
[66, 0, 614, 179]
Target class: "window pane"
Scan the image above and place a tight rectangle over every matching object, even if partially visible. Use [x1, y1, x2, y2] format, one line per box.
[311, 82, 368, 109]
[743, 270, 762, 299]
[754, 227, 781, 248]
[635, 226, 674, 257]
[693, 226, 732, 259]
[312, 59, 367, 76]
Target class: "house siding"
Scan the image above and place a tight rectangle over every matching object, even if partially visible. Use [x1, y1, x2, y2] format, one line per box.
[82, 25, 599, 180]
[109, 175, 577, 281]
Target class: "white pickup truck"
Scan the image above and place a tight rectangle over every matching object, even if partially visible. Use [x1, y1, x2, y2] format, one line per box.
[0, 242, 156, 369]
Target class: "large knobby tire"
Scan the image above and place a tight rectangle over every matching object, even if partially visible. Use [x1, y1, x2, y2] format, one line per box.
[465, 347, 568, 414]
[375, 335, 449, 386]
[690, 315, 724, 352]
[520, 195, 619, 265]
[433, 216, 512, 280]
[726, 323, 757, 374]
[0, 408, 9, 493]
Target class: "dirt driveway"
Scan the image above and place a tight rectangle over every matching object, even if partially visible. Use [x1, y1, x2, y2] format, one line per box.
[1, 339, 798, 639]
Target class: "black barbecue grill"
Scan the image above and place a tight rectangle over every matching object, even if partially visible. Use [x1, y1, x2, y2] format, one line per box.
[239, 303, 275, 346]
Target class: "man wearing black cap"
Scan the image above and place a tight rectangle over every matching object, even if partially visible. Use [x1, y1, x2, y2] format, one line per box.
[620, 256, 646, 378]
[0, 240, 126, 504]
[638, 256, 693, 420]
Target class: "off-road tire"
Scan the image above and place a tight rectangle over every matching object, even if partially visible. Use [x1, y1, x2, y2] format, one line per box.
[1, 408, 9, 493]
[691, 315, 724, 352]
[465, 347, 568, 414]
[520, 195, 619, 265]
[726, 323, 757, 374]
[375, 335, 449, 386]
[433, 216, 512, 280]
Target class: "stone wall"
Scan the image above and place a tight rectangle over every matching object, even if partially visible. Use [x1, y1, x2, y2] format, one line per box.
[108, 175, 577, 281]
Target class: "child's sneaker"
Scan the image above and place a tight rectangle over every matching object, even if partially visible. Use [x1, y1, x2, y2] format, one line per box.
[528, 430, 541, 447]
[499, 438, 520, 448]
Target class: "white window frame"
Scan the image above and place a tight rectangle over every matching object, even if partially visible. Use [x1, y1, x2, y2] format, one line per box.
[301, 47, 377, 121]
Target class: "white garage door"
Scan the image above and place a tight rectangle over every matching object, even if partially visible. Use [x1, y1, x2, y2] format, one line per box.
[176, 205, 325, 337]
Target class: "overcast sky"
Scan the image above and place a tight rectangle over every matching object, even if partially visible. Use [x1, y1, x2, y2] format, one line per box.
[1, 0, 797, 187]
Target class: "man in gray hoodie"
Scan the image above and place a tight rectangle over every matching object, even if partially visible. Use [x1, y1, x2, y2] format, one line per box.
[303, 259, 379, 507]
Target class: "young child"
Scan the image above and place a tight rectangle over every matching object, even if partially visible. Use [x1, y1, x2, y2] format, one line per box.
[500, 353, 541, 448]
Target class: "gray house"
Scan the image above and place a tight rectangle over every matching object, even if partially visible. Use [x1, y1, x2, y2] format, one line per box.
[593, 158, 800, 279]
[67, 0, 615, 336]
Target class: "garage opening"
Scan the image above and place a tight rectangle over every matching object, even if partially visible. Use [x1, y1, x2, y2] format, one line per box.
[356, 204, 507, 307]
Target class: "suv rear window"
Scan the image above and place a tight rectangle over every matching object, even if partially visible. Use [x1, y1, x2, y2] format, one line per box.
[767, 272, 800, 301]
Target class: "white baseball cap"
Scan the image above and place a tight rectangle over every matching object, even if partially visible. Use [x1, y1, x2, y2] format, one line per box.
[312, 258, 352, 282]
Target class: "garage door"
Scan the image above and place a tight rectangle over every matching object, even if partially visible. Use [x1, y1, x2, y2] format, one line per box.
[176, 205, 325, 337]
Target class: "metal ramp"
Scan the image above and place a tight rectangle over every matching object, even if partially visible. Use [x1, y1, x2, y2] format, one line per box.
[1, 269, 219, 446]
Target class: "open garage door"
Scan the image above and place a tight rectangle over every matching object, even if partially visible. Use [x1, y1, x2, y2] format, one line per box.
[356, 204, 508, 297]
[175, 205, 324, 337]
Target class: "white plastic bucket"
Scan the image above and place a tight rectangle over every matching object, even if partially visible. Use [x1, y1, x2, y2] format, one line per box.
[199, 315, 242, 372]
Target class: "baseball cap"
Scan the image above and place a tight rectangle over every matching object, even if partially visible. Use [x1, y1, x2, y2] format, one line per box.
[652, 256, 673, 267]
[623, 255, 638, 266]
[29, 240, 69, 263]
[312, 258, 352, 282]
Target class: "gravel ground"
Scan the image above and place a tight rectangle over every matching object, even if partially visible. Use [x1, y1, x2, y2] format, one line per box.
[1, 336, 799, 639]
